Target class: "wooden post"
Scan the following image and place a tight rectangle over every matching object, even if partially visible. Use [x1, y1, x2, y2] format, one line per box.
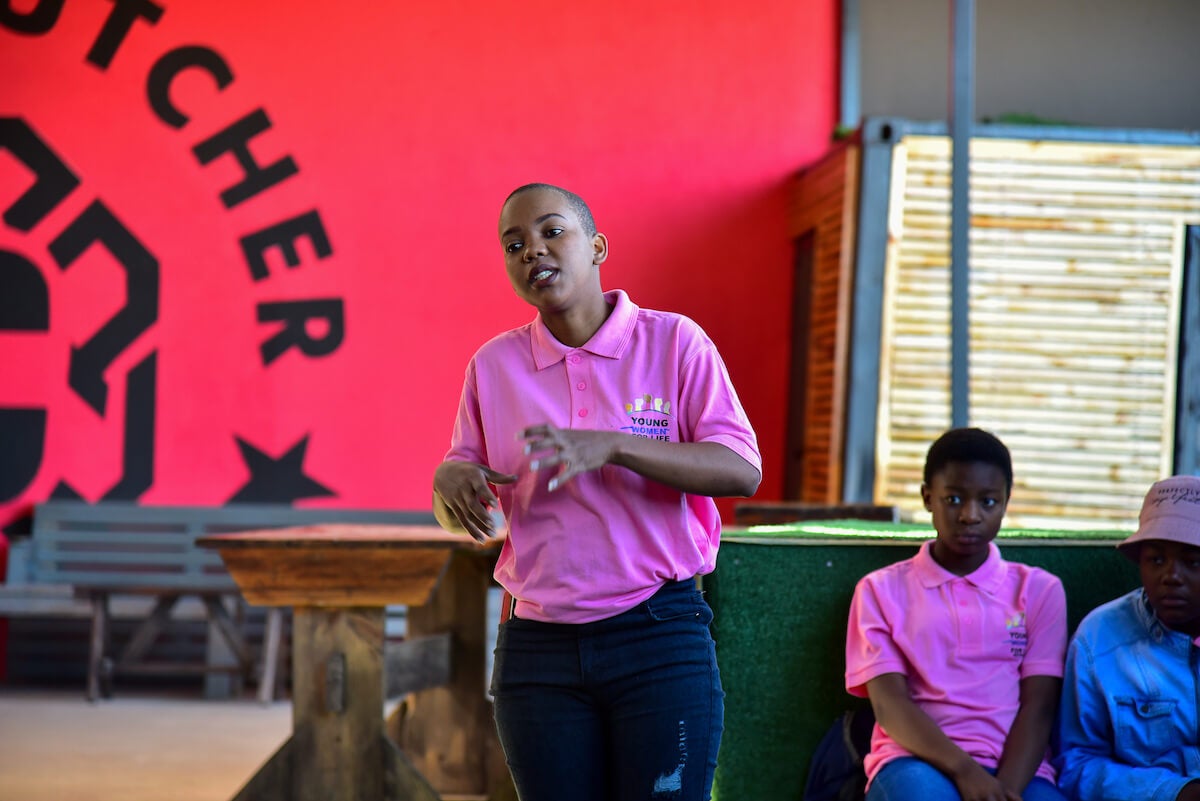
[291, 607, 386, 801]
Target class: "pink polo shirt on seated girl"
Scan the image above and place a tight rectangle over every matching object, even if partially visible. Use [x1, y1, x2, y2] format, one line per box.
[443, 289, 761, 624]
[845, 540, 1067, 786]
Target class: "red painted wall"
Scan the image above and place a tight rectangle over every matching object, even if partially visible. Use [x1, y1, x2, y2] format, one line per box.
[0, 0, 838, 531]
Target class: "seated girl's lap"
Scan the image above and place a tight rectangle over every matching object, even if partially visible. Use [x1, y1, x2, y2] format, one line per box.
[866, 758, 1067, 801]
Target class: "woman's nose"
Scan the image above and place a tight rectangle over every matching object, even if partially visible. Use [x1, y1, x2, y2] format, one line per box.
[523, 237, 546, 261]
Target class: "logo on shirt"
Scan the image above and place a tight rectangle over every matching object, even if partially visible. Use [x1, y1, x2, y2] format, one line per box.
[1004, 612, 1028, 657]
[622, 393, 673, 441]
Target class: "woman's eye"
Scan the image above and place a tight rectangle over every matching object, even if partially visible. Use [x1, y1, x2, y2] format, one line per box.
[505, 241, 523, 254]
[943, 495, 961, 505]
[545, 227, 563, 238]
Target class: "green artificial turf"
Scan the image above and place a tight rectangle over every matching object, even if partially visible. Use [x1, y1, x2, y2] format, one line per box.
[733, 518, 1130, 541]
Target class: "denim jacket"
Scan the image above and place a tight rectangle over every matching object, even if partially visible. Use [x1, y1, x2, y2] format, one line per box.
[1055, 589, 1200, 801]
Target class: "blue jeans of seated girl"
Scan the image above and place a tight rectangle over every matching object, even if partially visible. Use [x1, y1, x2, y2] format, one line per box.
[867, 757, 1068, 801]
[490, 578, 723, 801]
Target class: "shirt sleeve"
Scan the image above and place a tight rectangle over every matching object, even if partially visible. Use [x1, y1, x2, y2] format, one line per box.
[1055, 628, 1195, 801]
[1019, 570, 1067, 679]
[443, 357, 487, 466]
[845, 572, 909, 698]
[676, 329, 761, 471]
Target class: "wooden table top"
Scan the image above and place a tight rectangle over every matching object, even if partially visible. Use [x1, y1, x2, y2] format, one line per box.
[197, 523, 504, 606]
[197, 523, 504, 550]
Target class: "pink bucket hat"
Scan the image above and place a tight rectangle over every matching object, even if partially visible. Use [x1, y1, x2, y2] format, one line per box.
[1118, 475, 1200, 560]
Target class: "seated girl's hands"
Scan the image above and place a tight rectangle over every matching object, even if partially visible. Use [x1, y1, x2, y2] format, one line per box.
[433, 461, 516, 543]
[951, 759, 1021, 801]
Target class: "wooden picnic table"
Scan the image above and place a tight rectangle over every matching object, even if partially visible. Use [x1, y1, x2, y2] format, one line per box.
[198, 524, 506, 801]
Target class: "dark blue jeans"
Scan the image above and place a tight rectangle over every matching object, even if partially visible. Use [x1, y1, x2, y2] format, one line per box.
[491, 578, 724, 801]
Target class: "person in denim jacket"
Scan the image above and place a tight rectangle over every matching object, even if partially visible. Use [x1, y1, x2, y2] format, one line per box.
[1056, 475, 1200, 801]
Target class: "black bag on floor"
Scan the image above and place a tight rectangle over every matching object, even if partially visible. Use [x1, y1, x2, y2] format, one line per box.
[802, 707, 875, 801]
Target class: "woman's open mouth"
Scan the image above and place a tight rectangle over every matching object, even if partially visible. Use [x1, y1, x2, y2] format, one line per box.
[529, 266, 557, 287]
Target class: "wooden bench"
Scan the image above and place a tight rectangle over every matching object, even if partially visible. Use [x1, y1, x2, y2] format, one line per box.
[0, 501, 435, 702]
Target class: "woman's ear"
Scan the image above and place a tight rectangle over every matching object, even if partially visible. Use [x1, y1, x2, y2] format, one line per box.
[592, 232, 608, 265]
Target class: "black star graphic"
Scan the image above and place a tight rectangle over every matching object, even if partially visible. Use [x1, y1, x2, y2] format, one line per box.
[227, 435, 336, 504]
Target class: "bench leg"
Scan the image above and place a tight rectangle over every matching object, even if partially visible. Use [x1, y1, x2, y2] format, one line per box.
[87, 592, 110, 702]
[201, 595, 253, 668]
[202, 595, 254, 698]
[258, 607, 284, 704]
[121, 595, 181, 665]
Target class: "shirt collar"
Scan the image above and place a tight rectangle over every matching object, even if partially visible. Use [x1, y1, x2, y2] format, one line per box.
[913, 539, 1005, 591]
[530, 289, 637, 370]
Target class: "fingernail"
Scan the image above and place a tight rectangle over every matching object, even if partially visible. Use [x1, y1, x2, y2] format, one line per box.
[548, 479, 558, 491]
[529, 459, 541, 470]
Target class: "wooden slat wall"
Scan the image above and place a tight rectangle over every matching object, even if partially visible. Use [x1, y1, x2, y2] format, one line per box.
[787, 141, 860, 502]
[876, 135, 1200, 528]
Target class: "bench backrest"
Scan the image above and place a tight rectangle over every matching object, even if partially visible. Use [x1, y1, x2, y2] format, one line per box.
[30, 501, 438, 593]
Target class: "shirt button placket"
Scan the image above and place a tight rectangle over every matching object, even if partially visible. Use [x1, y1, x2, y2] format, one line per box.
[567, 352, 591, 425]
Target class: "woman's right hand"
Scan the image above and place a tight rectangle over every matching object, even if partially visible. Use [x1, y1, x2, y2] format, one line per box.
[433, 460, 517, 543]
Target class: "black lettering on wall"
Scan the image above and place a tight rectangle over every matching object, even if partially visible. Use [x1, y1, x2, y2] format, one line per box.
[87, 0, 164, 69]
[147, 45, 234, 129]
[257, 299, 345, 366]
[101, 352, 156, 500]
[0, 117, 79, 231]
[48, 200, 159, 415]
[0, 0, 64, 35]
[192, 109, 299, 208]
[0, 408, 46, 502]
[240, 209, 333, 281]
[0, 249, 49, 330]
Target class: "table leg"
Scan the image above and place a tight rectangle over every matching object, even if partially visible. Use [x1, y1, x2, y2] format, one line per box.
[395, 550, 506, 797]
[231, 606, 439, 801]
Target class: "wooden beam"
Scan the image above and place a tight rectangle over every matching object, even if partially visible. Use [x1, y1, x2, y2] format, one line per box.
[385, 633, 452, 699]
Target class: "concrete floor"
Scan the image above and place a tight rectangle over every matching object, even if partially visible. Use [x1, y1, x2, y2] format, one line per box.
[0, 688, 293, 801]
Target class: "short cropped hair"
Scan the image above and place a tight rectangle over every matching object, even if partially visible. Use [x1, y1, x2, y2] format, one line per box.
[505, 183, 597, 237]
[923, 427, 1013, 494]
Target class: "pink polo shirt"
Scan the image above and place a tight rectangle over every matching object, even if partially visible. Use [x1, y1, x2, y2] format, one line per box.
[845, 540, 1067, 786]
[444, 289, 761, 623]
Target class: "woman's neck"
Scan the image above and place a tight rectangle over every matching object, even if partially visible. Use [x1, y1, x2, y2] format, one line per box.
[542, 294, 611, 348]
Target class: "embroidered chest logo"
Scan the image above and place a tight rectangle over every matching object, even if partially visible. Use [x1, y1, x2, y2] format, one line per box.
[622, 393, 673, 442]
[1004, 612, 1028, 657]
